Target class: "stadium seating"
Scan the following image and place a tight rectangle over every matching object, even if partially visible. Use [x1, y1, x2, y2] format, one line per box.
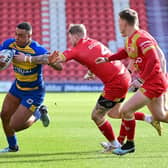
[0, 0, 165, 84]
[129, 0, 148, 30]
[146, 0, 168, 67]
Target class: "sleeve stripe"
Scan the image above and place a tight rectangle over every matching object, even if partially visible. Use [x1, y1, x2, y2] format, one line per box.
[142, 46, 155, 55]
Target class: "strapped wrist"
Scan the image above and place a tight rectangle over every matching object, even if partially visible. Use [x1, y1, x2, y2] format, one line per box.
[137, 78, 143, 84]
[104, 57, 109, 62]
[24, 56, 32, 63]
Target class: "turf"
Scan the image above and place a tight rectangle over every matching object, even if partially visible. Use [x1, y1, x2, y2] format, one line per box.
[0, 92, 168, 168]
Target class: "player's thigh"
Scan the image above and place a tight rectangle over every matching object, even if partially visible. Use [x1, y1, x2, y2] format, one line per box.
[10, 104, 34, 129]
[163, 92, 168, 111]
[0, 93, 20, 120]
[121, 90, 151, 115]
[147, 95, 166, 120]
[10, 89, 45, 128]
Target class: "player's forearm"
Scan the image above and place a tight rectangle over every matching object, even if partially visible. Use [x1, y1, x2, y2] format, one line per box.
[108, 49, 128, 61]
[30, 54, 49, 64]
[49, 62, 63, 71]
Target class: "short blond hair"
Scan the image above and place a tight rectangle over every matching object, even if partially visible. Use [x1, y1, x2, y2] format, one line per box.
[68, 24, 87, 37]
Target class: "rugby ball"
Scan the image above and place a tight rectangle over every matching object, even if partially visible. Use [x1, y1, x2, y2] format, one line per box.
[0, 49, 15, 71]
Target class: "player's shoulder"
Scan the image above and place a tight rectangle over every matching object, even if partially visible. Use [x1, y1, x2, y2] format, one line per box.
[136, 30, 154, 41]
[1, 38, 15, 49]
[135, 30, 155, 46]
[30, 40, 48, 55]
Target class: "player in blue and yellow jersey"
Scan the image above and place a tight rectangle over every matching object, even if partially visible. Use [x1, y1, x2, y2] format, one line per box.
[0, 22, 63, 153]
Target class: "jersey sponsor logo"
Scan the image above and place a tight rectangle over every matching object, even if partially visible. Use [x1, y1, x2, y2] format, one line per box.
[14, 66, 32, 74]
[88, 42, 111, 55]
[88, 41, 99, 50]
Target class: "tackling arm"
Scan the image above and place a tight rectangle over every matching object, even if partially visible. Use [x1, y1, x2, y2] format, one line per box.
[95, 49, 128, 64]
[108, 49, 128, 61]
[48, 62, 63, 71]
[30, 54, 49, 64]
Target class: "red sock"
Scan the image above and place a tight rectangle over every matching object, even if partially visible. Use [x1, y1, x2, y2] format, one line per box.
[124, 119, 136, 141]
[134, 112, 145, 121]
[117, 119, 126, 144]
[98, 120, 115, 141]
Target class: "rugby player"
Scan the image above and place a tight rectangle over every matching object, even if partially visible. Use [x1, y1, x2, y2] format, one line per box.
[0, 22, 62, 153]
[20, 24, 161, 152]
[96, 9, 168, 155]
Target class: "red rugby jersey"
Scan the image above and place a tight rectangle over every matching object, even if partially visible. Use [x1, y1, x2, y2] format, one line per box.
[108, 29, 163, 81]
[63, 37, 127, 83]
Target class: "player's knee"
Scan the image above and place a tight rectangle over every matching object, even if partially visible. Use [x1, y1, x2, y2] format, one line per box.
[9, 121, 20, 132]
[121, 108, 133, 119]
[91, 111, 105, 124]
[91, 113, 99, 122]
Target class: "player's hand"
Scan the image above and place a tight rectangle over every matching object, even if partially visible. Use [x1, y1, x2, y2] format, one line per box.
[95, 57, 108, 64]
[13, 52, 26, 62]
[0, 56, 6, 67]
[84, 70, 95, 80]
[129, 79, 143, 92]
[48, 51, 64, 64]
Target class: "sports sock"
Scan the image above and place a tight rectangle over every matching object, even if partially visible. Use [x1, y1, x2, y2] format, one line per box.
[124, 119, 136, 141]
[144, 115, 152, 123]
[134, 112, 145, 120]
[98, 120, 116, 142]
[111, 139, 121, 147]
[7, 135, 18, 149]
[117, 119, 126, 144]
[33, 108, 41, 121]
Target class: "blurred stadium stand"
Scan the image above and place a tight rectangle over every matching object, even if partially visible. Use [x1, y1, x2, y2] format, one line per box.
[0, 0, 167, 91]
[146, 0, 168, 65]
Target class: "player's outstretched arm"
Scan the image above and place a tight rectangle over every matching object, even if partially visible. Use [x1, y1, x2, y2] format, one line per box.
[14, 52, 49, 64]
[95, 49, 128, 64]
[48, 51, 66, 64]
[48, 62, 63, 71]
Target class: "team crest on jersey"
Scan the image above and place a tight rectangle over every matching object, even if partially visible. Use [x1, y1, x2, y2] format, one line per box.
[135, 57, 142, 64]
[26, 98, 34, 104]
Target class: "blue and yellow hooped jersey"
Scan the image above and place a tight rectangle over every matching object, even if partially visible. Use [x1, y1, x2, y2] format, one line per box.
[0, 38, 48, 91]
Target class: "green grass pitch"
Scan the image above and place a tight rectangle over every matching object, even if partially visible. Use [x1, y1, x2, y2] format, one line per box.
[0, 92, 168, 168]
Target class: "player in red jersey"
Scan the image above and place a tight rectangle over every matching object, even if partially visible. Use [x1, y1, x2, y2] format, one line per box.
[96, 8, 168, 155]
[14, 23, 161, 152]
